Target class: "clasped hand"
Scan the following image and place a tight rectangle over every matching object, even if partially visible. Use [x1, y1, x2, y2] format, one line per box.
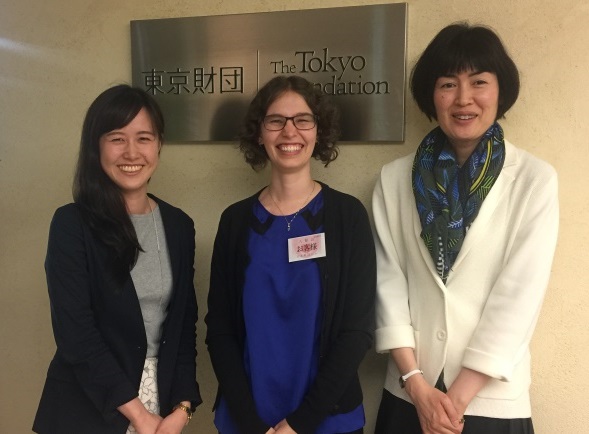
[132, 409, 187, 434]
[265, 418, 297, 434]
[409, 379, 464, 434]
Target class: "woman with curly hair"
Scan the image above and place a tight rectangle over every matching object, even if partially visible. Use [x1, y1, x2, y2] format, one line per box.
[206, 75, 376, 434]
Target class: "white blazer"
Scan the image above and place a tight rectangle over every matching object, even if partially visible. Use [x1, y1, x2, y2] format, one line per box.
[372, 140, 559, 418]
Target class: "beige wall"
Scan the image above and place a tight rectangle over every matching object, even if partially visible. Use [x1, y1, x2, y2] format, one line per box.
[1, 1, 587, 432]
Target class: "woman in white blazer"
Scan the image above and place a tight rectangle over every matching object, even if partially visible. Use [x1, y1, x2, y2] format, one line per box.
[372, 23, 558, 434]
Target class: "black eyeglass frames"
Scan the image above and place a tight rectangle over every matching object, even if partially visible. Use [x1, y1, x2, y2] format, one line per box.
[262, 114, 318, 131]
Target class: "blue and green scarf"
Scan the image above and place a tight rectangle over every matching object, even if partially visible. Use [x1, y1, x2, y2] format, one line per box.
[412, 122, 505, 282]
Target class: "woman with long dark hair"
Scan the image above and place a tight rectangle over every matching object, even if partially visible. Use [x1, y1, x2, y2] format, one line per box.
[33, 84, 201, 433]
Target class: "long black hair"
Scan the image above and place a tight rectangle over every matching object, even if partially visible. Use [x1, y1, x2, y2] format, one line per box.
[73, 84, 164, 284]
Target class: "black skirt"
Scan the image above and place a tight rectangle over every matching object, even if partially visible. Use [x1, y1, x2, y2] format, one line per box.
[374, 389, 534, 434]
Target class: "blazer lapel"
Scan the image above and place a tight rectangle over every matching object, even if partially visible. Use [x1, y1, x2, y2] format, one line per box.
[412, 205, 447, 290]
[451, 141, 518, 271]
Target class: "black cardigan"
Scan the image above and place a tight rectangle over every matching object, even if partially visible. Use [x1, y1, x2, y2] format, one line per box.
[33, 195, 201, 434]
[205, 183, 376, 434]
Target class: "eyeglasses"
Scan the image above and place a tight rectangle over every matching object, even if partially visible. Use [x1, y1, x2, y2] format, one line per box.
[262, 114, 317, 131]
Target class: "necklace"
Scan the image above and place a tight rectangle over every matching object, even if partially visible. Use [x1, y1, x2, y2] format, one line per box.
[147, 197, 161, 252]
[268, 181, 316, 231]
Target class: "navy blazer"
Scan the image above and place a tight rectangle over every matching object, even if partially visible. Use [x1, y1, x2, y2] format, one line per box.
[33, 195, 201, 434]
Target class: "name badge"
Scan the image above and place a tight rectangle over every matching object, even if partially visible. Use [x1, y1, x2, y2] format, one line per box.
[288, 233, 327, 262]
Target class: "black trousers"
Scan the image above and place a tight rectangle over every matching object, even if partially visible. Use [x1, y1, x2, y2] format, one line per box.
[374, 389, 534, 434]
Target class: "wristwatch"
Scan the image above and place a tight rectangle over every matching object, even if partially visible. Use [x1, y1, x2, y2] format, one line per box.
[173, 403, 193, 425]
[399, 369, 423, 388]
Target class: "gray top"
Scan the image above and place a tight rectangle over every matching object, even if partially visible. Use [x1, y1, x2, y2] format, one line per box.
[130, 205, 173, 357]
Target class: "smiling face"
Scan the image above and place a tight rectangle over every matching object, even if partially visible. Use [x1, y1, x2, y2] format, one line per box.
[99, 108, 160, 202]
[259, 90, 317, 174]
[433, 70, 499, 160]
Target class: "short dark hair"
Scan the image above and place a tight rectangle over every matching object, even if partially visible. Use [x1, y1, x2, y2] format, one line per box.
[239, 75, 340, 170]
[73, 84, 164, 284]
[411, 23, 520, 121]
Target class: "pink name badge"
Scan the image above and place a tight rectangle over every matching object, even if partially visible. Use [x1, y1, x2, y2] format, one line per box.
[288, 233, 327, 262]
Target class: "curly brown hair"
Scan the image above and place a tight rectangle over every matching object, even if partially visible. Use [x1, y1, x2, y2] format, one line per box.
[239, 75, 340, 171]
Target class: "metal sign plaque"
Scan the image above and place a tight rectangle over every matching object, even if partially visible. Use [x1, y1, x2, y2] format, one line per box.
[131, 4, 407, 142]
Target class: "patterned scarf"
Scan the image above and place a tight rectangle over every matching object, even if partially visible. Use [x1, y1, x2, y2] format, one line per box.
[412, 122, 505, 282]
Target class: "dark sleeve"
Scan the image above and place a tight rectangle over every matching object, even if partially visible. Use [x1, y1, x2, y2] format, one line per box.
[45, 206, 137, 422]
[168, 214, 202, 411]
[287, 198, 377, 433]
[205, 207, 271, 434]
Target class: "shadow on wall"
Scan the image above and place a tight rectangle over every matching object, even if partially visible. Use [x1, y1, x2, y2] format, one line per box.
[210, 97, 250, 141]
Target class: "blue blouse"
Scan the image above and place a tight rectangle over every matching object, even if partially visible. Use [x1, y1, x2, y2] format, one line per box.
[214, 191, 364, 433]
